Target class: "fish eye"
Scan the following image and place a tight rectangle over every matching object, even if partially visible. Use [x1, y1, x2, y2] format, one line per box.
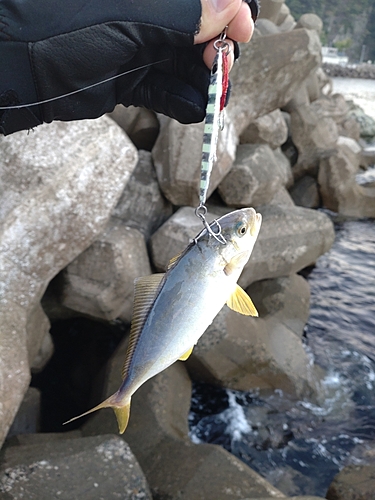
[236, 222, 247, 237]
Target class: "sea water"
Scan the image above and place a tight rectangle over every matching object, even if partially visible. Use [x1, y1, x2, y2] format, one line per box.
[189, 79, 375, 497]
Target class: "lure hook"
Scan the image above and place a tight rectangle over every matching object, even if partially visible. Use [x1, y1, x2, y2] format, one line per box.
[195, 204, 227, 245]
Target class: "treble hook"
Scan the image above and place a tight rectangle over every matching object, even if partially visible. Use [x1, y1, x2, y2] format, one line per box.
[195, 204, 227, 245]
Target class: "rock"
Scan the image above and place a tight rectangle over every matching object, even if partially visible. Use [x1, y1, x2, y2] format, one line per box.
[282, 81, 310, 113]
[326, 465, 375, 500]
[240, 109, 288, 149]
[310, 94, 349, 125]
[239, 204, 335, 288]
[218, 144, 288, 207]
[268, 186, 295, 207]
[275, 2, 291, 26]
[229, 29, 322, 136]
[60, 220, 151, 322]
[152, 116, 237, 207]
[289, 175, 320, 208]
[278, 14, 296, 33]
[0, 116, 138, 447]
[111, 150, 173, 241]
[290, 103, 339, 179]
[360, 145, 375, 168]
[108, 105, 159, 151]
[318, 138, 375, 217]
[133, 439, 286, 500]
[186, 275, 317, 398]
[258, 0, 285, 24]
[149, 206, 218, 272]
[347, 101, 375, 139]
[6, 387, 41, 439]
[0, 434, 151, 499]
[296, 13, 324, 34]
[338, 115, 361, 142]
[254, 19, 281, 36]
[248, 274, 310, 339]
[274, 147, 294, 188]
[26, 303, 53, 372]
[305, 70, 321, 102]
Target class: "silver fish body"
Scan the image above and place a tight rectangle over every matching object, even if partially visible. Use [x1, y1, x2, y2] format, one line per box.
[65, 207, 262, 433]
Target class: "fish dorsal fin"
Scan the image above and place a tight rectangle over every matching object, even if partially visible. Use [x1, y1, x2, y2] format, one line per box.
[227, 284, 259, 317]
[167, 252, 182, 270]
[121, 274, 165, 379]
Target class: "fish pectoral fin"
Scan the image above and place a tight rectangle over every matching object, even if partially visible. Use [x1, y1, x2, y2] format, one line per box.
[179, 346, 194, 361]
[63, 393, 132, 434]
[227, 284, 259, 317]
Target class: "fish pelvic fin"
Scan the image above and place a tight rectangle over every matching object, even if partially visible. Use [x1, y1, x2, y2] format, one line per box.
[63, 393, 131, 434]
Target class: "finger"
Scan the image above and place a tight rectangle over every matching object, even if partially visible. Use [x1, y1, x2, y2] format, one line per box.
[226, 2, 254, 42]
[195, 0, 242, 44]
[195, 0, 254, 45]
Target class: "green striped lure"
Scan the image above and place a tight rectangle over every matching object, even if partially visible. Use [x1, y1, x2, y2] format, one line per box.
[195, 29, 230, 245]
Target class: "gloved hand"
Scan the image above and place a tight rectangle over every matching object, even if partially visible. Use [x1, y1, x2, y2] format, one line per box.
[0, 0, 258, 135]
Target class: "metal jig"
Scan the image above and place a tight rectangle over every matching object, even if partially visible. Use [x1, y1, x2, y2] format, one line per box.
[195, 28, 230, 245]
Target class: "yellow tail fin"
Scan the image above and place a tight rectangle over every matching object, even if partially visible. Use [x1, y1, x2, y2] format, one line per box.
[63, 394, 131, 434]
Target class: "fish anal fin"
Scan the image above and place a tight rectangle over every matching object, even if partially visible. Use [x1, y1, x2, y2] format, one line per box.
[179, 346, 194, 361]
[227, 284, 258, 317]
[113, 402, 131, 434]
[63, 394, 132, 434]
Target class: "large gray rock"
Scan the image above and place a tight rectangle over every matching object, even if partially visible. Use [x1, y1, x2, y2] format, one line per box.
[289, 175, 320, 208]
[6, 387, 41, 439]
[229, 29, 322, 136]
[240, 204, 335, 287]
[152, 116, 237, 207]
[290, 103, 339, 179]
[295, 13, 323, 34]
[0, 117, 138, 448]
[326, 465, 375, 500]
[218, 144, 288, 207]
[108, 105, 159, 151]
[258, 0, 285, 24]
[240, 109, 288, 149]
[318, 137, 375, 217]
[60, 220, 151, 322]
[186, 275, 317, 398]
[112, 150, 173, 240]
[0, 434, 151, 499]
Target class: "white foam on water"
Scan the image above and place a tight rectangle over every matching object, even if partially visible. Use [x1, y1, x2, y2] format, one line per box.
[222, 390, 252, 442]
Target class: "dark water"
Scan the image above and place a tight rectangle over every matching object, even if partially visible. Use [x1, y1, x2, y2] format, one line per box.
[189, 215, 375, 497]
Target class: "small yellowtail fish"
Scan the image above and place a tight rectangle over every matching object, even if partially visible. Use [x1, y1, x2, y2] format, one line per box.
[64, 208, 262, 434]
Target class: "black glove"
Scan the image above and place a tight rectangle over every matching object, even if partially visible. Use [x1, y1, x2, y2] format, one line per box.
[0, 0, 259, 135]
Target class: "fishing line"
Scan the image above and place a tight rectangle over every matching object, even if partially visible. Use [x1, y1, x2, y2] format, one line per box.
[0, 59, 169, 110]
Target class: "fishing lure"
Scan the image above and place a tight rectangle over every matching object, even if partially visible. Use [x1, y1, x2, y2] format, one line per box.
[195, 28, 230, 245]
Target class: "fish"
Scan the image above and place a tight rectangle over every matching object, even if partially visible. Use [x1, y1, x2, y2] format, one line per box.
[64, 207, 262, 434]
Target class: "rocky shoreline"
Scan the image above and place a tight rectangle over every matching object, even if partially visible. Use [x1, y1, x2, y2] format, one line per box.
[1, 1, 375, 499]
[323, 62, 375, 79]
